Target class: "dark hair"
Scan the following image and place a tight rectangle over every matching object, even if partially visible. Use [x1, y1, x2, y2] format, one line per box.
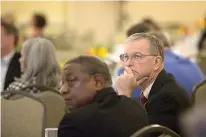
[33, 13, 47, 29]
[66, 55, 112, 86]
[1, 19, 19, 46]
[142, 18, 161, 31]
[126, 23, 151, 37]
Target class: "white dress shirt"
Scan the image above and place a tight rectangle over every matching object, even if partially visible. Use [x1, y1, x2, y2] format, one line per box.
[143, 80, 155, 99]
[1, 51, 15, 91]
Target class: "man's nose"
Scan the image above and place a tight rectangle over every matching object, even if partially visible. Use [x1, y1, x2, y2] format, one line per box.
[60, 84, 70, 95]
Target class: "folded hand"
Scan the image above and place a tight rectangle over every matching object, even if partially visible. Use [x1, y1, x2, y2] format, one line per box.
[116, 66, 148, 97]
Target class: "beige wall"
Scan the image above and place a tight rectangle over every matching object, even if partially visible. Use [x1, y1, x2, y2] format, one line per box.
[125, 1, 206, 30]
[1, 1, 120, 44]
[1, 1, 66, 24]
[1, 1, 206, 44]
[65, 1, 120, 44]
[1, 1, 67, 35]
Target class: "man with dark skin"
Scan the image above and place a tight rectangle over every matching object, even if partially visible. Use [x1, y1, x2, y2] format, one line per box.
[58, 55, 148, 137]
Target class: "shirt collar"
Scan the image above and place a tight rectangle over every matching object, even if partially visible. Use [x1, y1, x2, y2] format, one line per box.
[143, 80, 155, 99]
[1, 51, 15, 65]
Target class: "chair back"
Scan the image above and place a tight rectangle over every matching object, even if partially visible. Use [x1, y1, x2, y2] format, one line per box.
[130, 124, 181, 137]
[21, 84, 66, 128]
[192, 79, 206, 105]
[36, 91, 65, 128]
[1, 90, 46, 137]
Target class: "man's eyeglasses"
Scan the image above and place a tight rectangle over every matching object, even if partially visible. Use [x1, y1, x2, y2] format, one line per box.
[119, 53, 157, 62]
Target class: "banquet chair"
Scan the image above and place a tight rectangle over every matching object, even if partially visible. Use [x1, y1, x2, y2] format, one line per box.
[130, 124, 181, 137]
[192, 79, 206, 105]
[1, 90, 46, 137]
[21, 84, 66, 128]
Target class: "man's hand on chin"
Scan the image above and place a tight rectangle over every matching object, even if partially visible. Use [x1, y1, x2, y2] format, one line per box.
[116, 66, 148, 97]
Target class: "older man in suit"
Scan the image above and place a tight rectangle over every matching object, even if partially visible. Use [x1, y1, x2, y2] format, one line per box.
[116, 33, 191, 135]
[1, 20, 21, 91]
[58, 55, 148, 137]
[119, 22, 204, 97]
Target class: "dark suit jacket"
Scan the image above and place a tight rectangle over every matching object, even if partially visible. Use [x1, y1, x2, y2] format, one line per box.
[58, 87, 148, 137]
[198, 29, 206, 51]
[4, 52, 21, 90]
[145, 70, 191, 135]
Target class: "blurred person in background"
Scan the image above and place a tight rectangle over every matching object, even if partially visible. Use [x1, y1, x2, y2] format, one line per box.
[197, 15, 206, 52]
[142, 17, 171, 42]
[126, 22, 151, 37]
[197, 15, 206, 75]
[30, 13, 47, 37]
[1, 20, 21, 91]
[58, 55, 148, 137]
[116, 33, 190, 135]
[2, 12, 16, 25]
[172, 15, 206, 63]
[5, 37, 60, 97]
[117, 20, 204, 97]
[142, 17, 161, 31]
[181, 104, 206, 137]
[151, 31, 204, 96]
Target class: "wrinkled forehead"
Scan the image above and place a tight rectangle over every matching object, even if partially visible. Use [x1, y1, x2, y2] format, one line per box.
[62, 63, 90, 80]
[124, 39, 150, 55]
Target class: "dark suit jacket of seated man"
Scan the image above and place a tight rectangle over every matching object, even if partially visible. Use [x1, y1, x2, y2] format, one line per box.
[1, 20, 21, 91]
[116, 33, 191, 136]
[58, 55, 148, 137]
[145, 69, 190, 134]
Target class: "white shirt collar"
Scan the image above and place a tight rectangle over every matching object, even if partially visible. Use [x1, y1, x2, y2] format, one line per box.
[143, 80, 155, 98]
[1, 51, 15, 65]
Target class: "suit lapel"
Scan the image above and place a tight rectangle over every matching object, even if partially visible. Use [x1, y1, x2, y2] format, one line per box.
[4, 53, 21, 89]
[145, 69, 174, 107]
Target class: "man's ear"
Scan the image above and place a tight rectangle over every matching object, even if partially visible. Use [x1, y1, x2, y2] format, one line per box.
[92, 74, 106, 90]
[154, 56, 162, 71]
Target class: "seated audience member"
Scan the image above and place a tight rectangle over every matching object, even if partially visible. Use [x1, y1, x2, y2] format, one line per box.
[1, 20, 21, 91]
[5, 37, 60, 96]
[127, 23, 151, 38]
[58, 55, 148, 137]
[181, 104, 206, 137]
[116, 33, 191, 135]
[2, 12, 16, 25]
[118, 22, 204, 97]
[142, 17, 162, 31]
[197, 20, 206, 74]
[197, 24, 206, 52]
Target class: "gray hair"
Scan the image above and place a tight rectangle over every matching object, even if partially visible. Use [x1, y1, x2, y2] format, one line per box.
[148, 31, 171, 49]
[125, 33, 164, 61]
[21, 37, 60, 88]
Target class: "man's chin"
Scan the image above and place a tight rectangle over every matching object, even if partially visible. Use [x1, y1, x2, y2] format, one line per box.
[66, 106, 74, 112]
[65, 103, 75, 111]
